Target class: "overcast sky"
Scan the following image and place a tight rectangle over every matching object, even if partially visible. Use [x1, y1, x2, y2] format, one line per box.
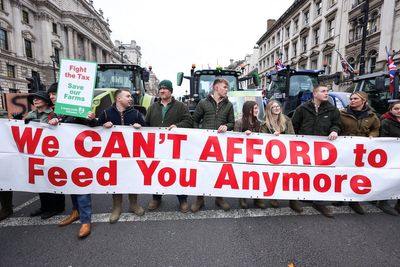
[94, 0, 294, 95]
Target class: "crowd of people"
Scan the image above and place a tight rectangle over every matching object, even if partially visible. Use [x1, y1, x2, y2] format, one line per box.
[1, 78, 400, 239]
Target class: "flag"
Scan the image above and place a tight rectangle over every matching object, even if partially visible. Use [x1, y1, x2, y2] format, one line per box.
[336, 50, 353, 74]
[387, 52, 398, 94]
[275, 58, 285, 71]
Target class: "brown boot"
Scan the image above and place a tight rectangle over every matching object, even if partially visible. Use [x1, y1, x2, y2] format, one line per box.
[215, 197, 230, 211]
[254, 199, 266, 209]
[349, 202, 365, 215]
[58, 209, 79, 226]
[128, 194, 144, 216]
[109, 194, 123, 224]
[179, 199, 190, 213]
[78, 223, 91, 238]
[148, 199, 161, 211]
[312, 203, 333, 218]
[191, 196, 204, 213]
[239, 198, 248, 209]
[376, 200, 398, 216]
[289, 200, 303, 213]
[270, 200, 279, 208]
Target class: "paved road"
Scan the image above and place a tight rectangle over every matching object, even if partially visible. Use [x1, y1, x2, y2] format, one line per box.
[1, 192, 400, 266]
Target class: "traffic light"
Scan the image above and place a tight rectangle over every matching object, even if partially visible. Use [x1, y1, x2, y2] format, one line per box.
[26, 72, 45, 92]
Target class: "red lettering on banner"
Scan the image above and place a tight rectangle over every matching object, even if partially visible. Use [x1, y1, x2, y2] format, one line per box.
[313, 174, 331, 192]
[199, 136, 224, 161]
[168, 134, 187, 159]
[282, 173, 310, 192]
[12, 126, 43, 154]
[158, 168, 176, 187]
[103, 132, 129, 157]
[75, 130, 101, 157]
[262, 172, 279, 196]
[350, 175, 371, 194]
[226, 137, 243, 162]
[28, 157, 44, 184]
[72, 167, 93, 187]
[137, 160, 160, 185]
[97, 160, 117, 186]
[353, 144, 366, 167]
[314, 141, 337, 166]
[289, 141, 311, 165]
[334, 175, 348, 192]
[367, 149, 387, 168]
[41, 136, 59, 157]
[246, 138, 263, 163]
[265, 139, 286, 164]
[133, 132, 155, 158]
[48, 167, 67, 186]
[214, 164, 239, 189]
[243, 171, 260, 190]
[179, 168, 197, 187]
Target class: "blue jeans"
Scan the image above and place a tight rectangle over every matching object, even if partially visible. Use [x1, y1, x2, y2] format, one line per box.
[71, 194, 92, 224]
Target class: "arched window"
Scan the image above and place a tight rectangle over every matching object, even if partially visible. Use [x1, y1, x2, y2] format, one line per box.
[368, 10, 380, 34]
[367, 50, 377, 73]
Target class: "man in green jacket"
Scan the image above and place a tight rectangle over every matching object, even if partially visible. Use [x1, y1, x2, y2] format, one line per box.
[291, 84, 340, 218]
[191, 78, 235, 212]
[145, 80, 193, 213]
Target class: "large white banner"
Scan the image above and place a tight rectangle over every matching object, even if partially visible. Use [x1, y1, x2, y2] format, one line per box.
[0, 119, 400, 201]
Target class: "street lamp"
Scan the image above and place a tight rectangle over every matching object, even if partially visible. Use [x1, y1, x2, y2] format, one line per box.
[118, 45, 125, 63]
[50, 55, 57, 83]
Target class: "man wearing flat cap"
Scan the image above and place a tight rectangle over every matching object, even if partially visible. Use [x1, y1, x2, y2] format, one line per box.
[145, 79, 193, 213]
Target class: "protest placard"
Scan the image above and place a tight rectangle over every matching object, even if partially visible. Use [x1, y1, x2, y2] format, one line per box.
[54, 59, 97, 118]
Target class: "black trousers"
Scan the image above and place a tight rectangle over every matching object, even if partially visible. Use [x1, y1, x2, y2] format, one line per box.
[39, 193, 65, 212]
[0, 191, 13, 210]
[153, 194, 187, 203]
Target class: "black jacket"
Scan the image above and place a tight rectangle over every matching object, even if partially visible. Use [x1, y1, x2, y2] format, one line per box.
[291, 100, 341, 136]
[98, 104, 145, 126]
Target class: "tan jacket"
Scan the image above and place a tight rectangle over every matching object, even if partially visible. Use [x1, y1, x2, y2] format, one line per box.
[340, 107, 380, 137]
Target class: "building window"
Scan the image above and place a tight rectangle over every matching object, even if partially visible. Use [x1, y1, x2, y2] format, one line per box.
[266, 57, 270, 67]
[91, 44, 97, 61]
[0, 0, 4, 11]
[277, 31, 280, 42]
[325, 54, 332, 74]
[293, 41, 297, 57]
[311, 59, 318, 69]
[304, 10, 310, 26]
[272, 37, 275, 46]
[294, 19, 299, 32]
[22, 10, 29, 24]
[260, 46, 263, 55]
[54, 47, 60, 64]
[284, 46, 289, 61]
[0, 28, 8, 50]
[267, 40, 270, 50]
[25, 39, 32, 58]
[313, 28, 320, 45]
[285, 25, 290, 39]
[52, 23, 58, 34]
[315, 1, 322, 16]
[302, 35, 308, 52]
[327, 18, 335, 39]
[368, 10, 379, 34]
[7, 64, 15, 78]
[367, 50, 377, 73]
[349, 18, 363, 42]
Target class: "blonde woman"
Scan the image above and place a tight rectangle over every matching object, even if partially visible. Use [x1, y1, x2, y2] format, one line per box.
[234, 101, 266, 209]
[261, 100, 303, 213]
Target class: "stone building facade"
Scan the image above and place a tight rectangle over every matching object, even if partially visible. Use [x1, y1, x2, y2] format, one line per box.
[256, 0, 400, 91]
[0, 0, 115, 93]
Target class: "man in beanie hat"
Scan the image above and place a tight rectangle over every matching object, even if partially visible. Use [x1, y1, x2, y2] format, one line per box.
[145, 80, 193, 212]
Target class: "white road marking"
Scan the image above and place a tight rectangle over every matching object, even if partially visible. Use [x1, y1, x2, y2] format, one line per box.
[0, 205, 385, 228]
[12, 196, 40, 212]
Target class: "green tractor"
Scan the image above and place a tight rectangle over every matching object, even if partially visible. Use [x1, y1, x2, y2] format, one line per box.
[92, 63, 155, 117]
[351, 70, 400, 116]
[177, 65, 263, 120]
